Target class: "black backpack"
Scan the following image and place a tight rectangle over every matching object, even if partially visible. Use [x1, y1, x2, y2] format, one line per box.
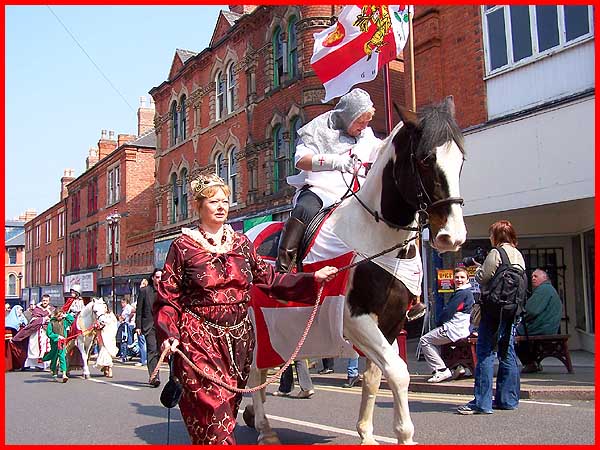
[483, 246, 528, 318]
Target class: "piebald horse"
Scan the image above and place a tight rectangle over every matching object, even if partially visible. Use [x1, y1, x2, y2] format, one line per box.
[245, 96, 467, 444]
[68, 298, 118, 379]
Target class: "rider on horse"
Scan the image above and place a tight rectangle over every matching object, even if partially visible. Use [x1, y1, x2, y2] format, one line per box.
[278, 88, 425, 320]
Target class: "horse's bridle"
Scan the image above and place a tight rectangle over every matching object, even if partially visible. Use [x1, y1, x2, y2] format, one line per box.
[341, 140, 464, 232]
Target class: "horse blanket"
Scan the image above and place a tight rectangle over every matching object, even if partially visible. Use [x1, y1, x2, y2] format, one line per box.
[248, 219, 422, 369]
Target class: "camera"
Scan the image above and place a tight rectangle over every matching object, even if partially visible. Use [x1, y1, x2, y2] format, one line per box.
[461, 246, 487, 266]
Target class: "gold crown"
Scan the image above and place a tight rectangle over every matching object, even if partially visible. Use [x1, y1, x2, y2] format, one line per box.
[190, 173, 226, 196]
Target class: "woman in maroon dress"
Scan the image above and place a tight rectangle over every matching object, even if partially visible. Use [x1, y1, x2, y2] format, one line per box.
[153, 173, 337, 445]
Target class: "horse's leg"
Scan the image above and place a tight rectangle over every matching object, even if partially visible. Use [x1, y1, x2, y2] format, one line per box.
[356, 358, 383, 445]
[246, 367, 281, 445]
[343, 309, 415, 445]
[78, 338, 90, 379]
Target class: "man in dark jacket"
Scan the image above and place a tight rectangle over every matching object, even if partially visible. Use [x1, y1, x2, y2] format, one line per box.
[135, 268, 162, 387]
[516, 268, 562, 373]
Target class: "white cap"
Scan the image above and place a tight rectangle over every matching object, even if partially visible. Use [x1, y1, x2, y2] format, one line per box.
[70, 284, 82, 296]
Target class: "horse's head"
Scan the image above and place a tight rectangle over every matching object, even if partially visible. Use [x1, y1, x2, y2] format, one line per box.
[91, 297, 109, 318]
[384, 96, 466, 252]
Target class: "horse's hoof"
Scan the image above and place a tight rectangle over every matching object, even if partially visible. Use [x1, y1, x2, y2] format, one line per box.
[106, 368, 113, 378]
[360, 438, 379, 445]
[242, 405, 255, 429]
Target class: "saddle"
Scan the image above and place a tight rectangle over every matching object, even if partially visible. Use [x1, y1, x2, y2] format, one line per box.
[296, 204, 338, 272]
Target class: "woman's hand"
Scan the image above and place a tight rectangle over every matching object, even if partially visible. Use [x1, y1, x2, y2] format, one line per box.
[161, 337, 180, 355]
[314, 266, 339, 283]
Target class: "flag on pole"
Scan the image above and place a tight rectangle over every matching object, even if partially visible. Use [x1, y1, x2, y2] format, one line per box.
[311, 5, 413, 102]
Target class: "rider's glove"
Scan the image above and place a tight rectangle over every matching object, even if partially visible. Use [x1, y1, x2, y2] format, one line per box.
[311, 153, 355, 173]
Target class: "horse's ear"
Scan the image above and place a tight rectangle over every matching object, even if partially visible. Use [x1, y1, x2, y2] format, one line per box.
[394, 103, 419, 129]
[443, 95, 456, 118]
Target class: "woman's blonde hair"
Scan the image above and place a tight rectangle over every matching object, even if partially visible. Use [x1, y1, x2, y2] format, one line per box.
[190, 173, 231, 201]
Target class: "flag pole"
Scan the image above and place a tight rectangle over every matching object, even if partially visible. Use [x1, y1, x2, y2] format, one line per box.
[409, 9, 416, 111]
[383, 64, 392, 134]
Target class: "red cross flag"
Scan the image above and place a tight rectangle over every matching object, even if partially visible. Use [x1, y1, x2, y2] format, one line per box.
[311, 5, 413, 102]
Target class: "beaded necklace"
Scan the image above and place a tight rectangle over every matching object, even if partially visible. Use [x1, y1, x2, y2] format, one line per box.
[198, 227, 227, 246]
[182, 225, 234, 254]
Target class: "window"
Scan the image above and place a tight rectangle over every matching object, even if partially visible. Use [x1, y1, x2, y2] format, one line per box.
[36, 260, 41, 285]
[58, 251, 64, 282]
[107, 166, 121, 205]
[8, 274, 16, 296]
[273, 27, 284, 87]
[26, 230, 31, 251]
[170, 173, 178, 224]
[171, 101, 179, 146]
[180, 168, 188, 220]
[289, 117, 302, 175]
[35, 225, 40, 247]
[71, 191, 81, 223]
[8, 248, 17, 265]
[45, 219, 51, 243]
[57, 212, 64, 239]
[217, 153, 228, 183]
[228, 147, 238, 204]
[272, 125, 286, 192]
[45, 256, 52, 284]
[226, 63, 236, 114]
[70, 234, 80, 271]
[483, 5, 594, 74]
[179, 95, 187, 141]
[87, 178, 98, 214]
[215, 71, 225, 121]
[107, 224, 120, 263]
[86, 227, 97, 267]
[287, 16, 299, 79]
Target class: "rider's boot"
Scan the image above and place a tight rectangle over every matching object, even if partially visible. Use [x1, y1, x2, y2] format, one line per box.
[275, 217, 306, 274]
[406, 300, 426, 322]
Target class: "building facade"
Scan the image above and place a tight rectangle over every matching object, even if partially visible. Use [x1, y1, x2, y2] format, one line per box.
[149, 5, 406, 267]
[4, 212, 34, 307]
[410, 5, 595, 351]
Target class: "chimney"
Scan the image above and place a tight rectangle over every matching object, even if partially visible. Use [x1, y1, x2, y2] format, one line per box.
[86, 147, 99, 170]
[60, 169, 76, 201]
[98, 129, 117, 160]
[118, 134, 136, 147]
[228, 5, 257, 15]
[17, 209, 37, 222]
[137, 96, 156, 135]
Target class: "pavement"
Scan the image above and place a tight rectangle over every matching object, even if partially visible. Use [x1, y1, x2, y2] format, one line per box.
[305, 338, 595, 401]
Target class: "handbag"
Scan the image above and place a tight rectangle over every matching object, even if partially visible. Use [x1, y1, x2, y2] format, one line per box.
[160, 355, 183, 408]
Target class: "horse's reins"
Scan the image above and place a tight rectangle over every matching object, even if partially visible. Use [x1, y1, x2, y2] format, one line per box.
[57, 321, 102, 350]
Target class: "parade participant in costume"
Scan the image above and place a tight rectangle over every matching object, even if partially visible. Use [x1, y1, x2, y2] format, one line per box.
[43, 309, 75, 382]
[5, 305, 29, 371]
[23, 301, 36, 322]
[62, 284, 85, 315]
[5, 305, 28, 332]
[12, 294, 54, 370]
[154, 173, 338, 445]
[92, 299, 119, 378]
[278, 87, 425, 320]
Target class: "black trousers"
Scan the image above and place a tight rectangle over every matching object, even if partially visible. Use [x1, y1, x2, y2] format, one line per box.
[290, 189, 323, 225]
[144, 327, 160, 380]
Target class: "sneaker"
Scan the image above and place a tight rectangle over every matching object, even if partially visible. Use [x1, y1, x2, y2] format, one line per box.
[427, 368, 452, 383]
[149, 378, 161, 388]
[294, 389, 315, 399]
[343, 375, 361, 388]
[457, 404, 492, 415]
[272, 390, 291, 397]
[452, 365, 467, 380]
[318, 368, 334, 375]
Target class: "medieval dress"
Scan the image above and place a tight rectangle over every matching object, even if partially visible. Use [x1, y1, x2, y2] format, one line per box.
[153, 227, 320, 445]
[12, 304, 54, 370]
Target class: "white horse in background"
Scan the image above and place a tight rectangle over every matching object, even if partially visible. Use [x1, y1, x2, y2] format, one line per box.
[68, 297, 118, 378]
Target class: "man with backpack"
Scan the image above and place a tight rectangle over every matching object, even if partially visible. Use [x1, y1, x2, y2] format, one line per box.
[457, 220, 527, 415]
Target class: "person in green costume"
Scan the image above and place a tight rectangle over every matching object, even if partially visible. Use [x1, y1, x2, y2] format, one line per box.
[43, 309, 75, 383]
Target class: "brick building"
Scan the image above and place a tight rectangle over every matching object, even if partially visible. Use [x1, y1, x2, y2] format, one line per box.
[5, 210, 35, 307]
[24, 101, 157, 313]
[409, 6, 595, 351]
[149, 5, 406, 266]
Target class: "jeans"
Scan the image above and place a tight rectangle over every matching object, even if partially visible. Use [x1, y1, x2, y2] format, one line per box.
[471, 309, 520, 412]
[118, 323, 134, 361]
[137, 333, 147, 365]
[279, 360, 314, 393]
[347, 356, 359, 378]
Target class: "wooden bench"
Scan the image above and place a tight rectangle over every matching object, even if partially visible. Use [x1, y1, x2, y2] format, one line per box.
[441, 333, 573, 374]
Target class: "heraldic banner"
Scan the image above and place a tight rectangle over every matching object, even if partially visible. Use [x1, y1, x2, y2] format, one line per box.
[311, 5, 413, 102]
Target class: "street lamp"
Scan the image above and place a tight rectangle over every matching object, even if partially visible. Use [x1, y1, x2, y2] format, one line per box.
[106, 210, 121, 314]
[17, 272, 23, 306]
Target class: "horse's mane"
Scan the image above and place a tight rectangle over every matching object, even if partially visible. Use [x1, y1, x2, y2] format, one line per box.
[416, 103, 465, 159]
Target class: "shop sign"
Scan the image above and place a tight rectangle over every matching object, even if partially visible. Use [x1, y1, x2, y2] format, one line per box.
[437, 269, 455, 293]
[63, 272, 95, 294]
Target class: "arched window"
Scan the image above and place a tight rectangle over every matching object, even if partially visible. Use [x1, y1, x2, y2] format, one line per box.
[228, 147, 238, 204]
[216, 153, 228, 182]
[273, 125, 285, 192]
[215, 71, 225, 121]
[180, 168, 188, 220]
[8, 274, 16, 296]
[170, 101, 178, 146]
[170, 173, 178, 223]
[179, 95, 187, 140]
[287, 16, 299, 79]
[272, 27, 283, 87]
[226, 63, 235, 114]
[290, 116, 302, 175]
